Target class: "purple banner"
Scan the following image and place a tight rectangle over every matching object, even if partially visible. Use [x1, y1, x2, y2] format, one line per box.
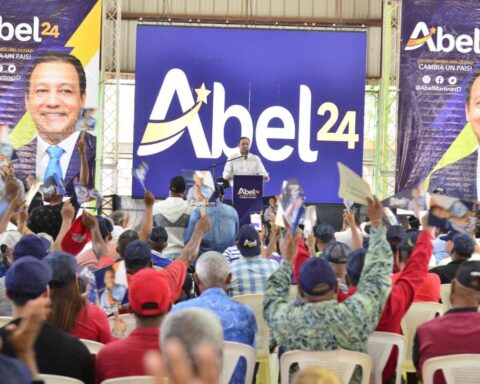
[133, 26, 367, 203]
[397, 0, 480, 200]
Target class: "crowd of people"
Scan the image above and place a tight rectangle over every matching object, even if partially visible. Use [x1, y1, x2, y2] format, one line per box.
[0, 150, 479, 384]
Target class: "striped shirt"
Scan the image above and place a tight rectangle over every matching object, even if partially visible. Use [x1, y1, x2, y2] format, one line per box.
[223, 245, 242, 263]
[228, 255, 279, 297]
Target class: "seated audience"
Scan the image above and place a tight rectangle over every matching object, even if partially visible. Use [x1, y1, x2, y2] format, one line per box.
[96, 268, 171, 382]
[264, 197, 392, 384]
[43, 251, 115, 343]
[0, 257, 94, 383]
[430, 232, 474, 283]
[229, 225, 279, 296]
[293, 366, 341, 384]
[414, 261, 480, 384]
[172, 251, 257, 383]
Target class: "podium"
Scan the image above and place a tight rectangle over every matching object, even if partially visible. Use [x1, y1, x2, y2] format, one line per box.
[232, 175, 264, 226]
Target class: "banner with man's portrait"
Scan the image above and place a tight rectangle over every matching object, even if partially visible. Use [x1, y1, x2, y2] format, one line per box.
[397, 0, 480, 201]
[0, 0, 100, 194]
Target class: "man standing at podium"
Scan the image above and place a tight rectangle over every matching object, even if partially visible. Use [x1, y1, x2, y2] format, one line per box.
[223, 137, 269, 181]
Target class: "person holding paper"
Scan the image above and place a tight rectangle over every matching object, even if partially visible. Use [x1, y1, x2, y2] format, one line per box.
[223, 137, 269, 181]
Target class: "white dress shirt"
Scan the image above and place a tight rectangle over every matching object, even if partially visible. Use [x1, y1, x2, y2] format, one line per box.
[223, 152, 269, 181]
[36, 131, 80, 182]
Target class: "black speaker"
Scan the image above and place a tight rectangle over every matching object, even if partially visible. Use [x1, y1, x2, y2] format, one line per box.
[98, 194, 121, 216]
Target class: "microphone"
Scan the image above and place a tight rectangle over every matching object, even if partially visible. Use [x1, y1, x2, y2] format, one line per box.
[243, 151, 248, 160]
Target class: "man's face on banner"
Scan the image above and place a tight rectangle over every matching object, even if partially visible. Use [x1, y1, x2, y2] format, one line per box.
[466, 75, 480, 142]
[25, 61, 86, 144]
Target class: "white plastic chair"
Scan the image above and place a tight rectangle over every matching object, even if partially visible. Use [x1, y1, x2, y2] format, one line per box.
[80, 338, 105, 355]
[400, 302, 445, 375]
[221, 341, 256, 384]
[108, 313, 137, 338]
[38, 374, 84, 384]
[101, 376, 157, 384]
[233, 294, 271, 384]
[367, 331, 406, 384]
[422, 354, 480, 384]
[440, 284, 451, 309]
[280, 349, 372, 384]
[0, 316, 13, 327]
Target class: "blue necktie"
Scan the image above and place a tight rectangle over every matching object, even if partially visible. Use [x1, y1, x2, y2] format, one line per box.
[44, 146, 65, 181]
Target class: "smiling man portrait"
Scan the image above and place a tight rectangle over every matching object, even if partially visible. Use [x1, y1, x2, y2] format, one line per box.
[13, 51, 96, 194]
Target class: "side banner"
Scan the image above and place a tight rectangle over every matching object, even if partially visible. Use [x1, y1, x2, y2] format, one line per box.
[397, 0, 480, 200]
[133, 26, 366, 203]
[0, 1, 101, 194]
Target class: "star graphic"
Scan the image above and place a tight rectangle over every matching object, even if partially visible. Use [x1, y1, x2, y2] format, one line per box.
[194, 83, 211, 104]
[429, 27, 437, 35]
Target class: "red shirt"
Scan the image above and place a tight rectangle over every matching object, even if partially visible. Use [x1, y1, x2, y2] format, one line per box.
[71, 303, 114, 344]
[126, 259, 186, 303]
[415, 309, 480, 384]
[95, 327, 160, 382]
[392, 272, 440, 303]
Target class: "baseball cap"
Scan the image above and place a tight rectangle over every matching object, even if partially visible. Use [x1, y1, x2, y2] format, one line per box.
[150, 226, 168, 243]
[61, 215, 92, 256]
[453, 233, 475, 258]
[97, 216, 113, 239]
[0, 231, 21, 251]
[124, 240, 152, 269]
[315, 223, 335, 243]
[346, 248, 367, 285]
[387, 225, 406, 241]
[43, 252, 77, 287]
[323, 241, 351, 264]
[399, 231, 419, 254]
[170, 176, 186, 194]
[456, 261, 480, 291]
[237, 224, 260, 257]
[439, 229, 459, 242]
[129, 268, 172, 315]
[299, 257, 337, 296]
[13, 234, 50, 260]
[5, 256, 52, 297]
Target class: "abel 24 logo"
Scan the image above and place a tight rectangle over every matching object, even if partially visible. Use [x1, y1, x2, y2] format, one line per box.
[405, 21, 480, 53]
[137, 68, 359, 163]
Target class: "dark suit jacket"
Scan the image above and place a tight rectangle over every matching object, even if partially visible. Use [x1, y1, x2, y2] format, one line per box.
[428, 150, 477, 201]
[13, 132, 96, 195]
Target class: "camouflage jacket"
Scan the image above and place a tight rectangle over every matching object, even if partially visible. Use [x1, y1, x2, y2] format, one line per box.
[263, 226, 393, 383]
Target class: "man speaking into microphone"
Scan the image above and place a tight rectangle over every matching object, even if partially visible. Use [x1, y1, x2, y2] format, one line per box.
[223, 137, 270, 181]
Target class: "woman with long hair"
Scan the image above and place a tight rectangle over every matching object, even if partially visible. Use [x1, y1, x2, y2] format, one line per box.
[44, 251, 116, 343]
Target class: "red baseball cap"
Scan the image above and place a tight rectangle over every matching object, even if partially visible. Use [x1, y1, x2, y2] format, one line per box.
[61, 215, 92, 256]
[129, 269, 172, 316]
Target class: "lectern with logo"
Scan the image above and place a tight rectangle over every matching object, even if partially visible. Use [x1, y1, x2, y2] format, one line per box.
[233, 175, 264, 226]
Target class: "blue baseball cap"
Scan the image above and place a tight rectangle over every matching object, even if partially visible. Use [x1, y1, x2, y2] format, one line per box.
[237, 224, 260, 257]
[299, 257, 337, 296]
[13, 234, 51, 261]
[6, 256, 52, 296]
[125, 240, 152, 269]
[43, 252, 77, 287]
[439, 229, 459, 242]
[323, 241, 351, 264]
[315, 223, 335, 243]
[346, 248, 367, 285]
[150, 226, 168, 243]
[453, 233, 475, 258]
